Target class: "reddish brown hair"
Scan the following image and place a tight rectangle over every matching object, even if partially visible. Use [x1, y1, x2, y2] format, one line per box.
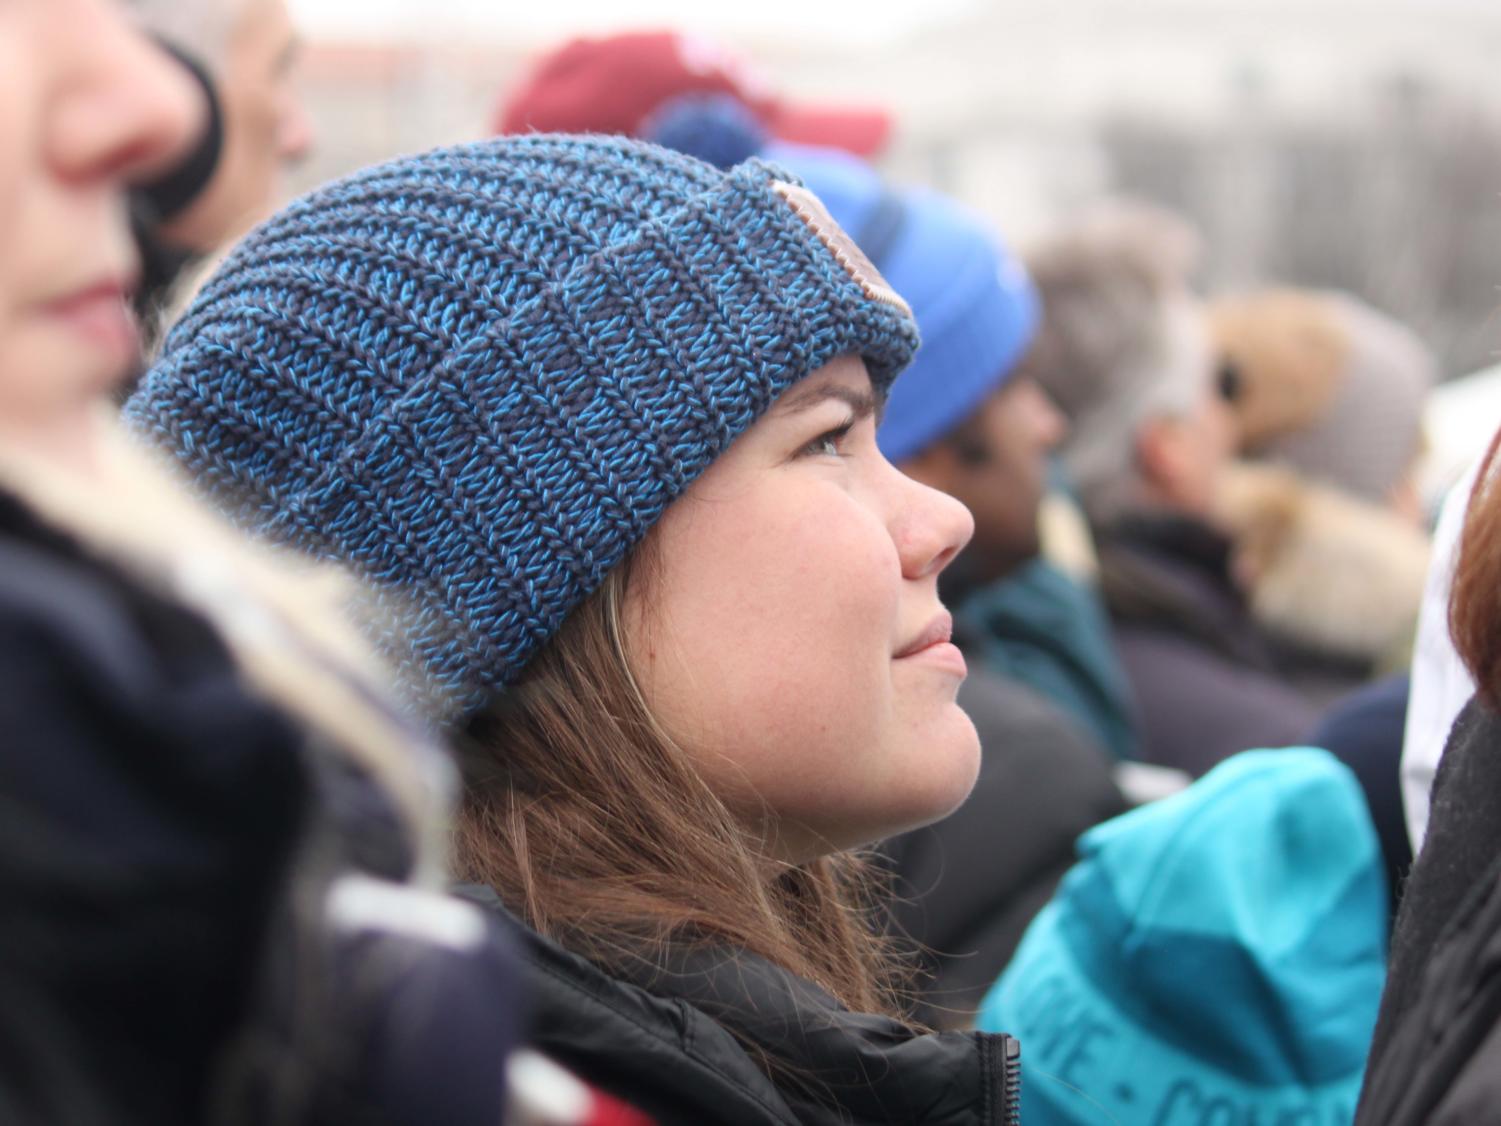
[1451, 427, 1501, 706]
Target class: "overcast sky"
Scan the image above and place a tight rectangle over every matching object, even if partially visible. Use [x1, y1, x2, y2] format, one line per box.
[287, 0, 1501, 47]
[286, 0, 981, 46]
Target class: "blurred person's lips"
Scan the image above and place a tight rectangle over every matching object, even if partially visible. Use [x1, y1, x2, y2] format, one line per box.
[37, 273, 140, 364]
[894, 610, 966, 676]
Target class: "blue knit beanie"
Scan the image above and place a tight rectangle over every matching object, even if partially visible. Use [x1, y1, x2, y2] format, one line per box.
[976, 748, 1388, 1125]
[644, 93, 768, 174]
[126, 134, 919, 711]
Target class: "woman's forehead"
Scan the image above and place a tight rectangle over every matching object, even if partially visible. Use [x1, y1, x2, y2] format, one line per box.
[770, 355, 880, 416]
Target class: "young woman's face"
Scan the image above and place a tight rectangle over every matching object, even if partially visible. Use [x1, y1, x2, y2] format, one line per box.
[0, 0, 197, 462]
[627, 354, 981, 862]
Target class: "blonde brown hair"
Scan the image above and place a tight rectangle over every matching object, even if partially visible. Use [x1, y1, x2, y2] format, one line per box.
[455, 546, 906, 1018]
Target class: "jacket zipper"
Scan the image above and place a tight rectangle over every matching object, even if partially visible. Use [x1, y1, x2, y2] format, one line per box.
[987, 1034, 1022, 1126]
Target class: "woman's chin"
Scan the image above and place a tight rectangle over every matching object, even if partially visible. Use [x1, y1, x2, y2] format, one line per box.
[903, 712, 984, 828]
[858, 713, 985, 845]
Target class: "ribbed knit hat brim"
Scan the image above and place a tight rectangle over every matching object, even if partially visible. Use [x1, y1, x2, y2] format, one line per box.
[128, 135, 919, 712]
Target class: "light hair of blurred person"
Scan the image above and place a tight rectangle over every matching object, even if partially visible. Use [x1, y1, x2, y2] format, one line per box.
[1209, 288, 1437, 525]
[1024, 202, 1329, 778]
[135, 0, 314, 252]
[1025, 202, 1236, 530]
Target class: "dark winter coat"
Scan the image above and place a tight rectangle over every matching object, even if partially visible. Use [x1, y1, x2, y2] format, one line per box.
[459, 886, 1022, 1126]
[1096, 513, 1320, 774]
[0, 489, 523, 1126]
[0, 489, 310, 1125]
[1356, 697, 1501, 1125]
[952, 557, 1140, 763]
[1307, 675, 1414, 912]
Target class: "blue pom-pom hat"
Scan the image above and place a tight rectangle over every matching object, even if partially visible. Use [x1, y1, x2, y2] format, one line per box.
[127, 134, 919, 712]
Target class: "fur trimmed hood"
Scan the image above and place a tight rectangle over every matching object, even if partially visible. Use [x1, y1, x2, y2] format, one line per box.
[1214, 460, 1430, 671]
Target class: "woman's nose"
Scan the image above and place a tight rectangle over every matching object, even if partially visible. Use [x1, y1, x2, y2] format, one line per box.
[892, 467, 976, 582]
[47, 4, 203, 186]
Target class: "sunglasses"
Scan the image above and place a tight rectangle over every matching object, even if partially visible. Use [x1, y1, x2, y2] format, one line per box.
[1217, 358, 1243, 404]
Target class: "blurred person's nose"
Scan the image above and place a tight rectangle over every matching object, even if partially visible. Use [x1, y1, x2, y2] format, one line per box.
[278, 95, 316, 166]
[48, 5, 202, 186]
[1020, 379, 1068, 451]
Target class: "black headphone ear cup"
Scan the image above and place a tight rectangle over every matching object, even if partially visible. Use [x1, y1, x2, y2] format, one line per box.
[130, 38, 225, 225]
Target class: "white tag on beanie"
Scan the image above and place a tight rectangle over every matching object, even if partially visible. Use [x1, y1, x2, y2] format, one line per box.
[772, 181, 913, 319]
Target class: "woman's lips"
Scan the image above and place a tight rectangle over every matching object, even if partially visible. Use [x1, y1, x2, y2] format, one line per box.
[894, 611, 968, 676]
[40, 281, 139, 362]
[900, 640, 968, 677]
[895, 611, 953, 658]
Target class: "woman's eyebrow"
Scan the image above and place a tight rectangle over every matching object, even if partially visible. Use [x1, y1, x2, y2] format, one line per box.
[773, 383, 883, 422]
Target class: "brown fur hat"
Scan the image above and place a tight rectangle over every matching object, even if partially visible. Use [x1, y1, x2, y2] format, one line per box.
[1215, 460, 1430, 669]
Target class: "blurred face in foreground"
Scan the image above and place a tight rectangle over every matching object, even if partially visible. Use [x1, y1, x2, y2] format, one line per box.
[0, 0, 197, 467]
[159, 0, 313, 251]
[626, 354, 982, 863]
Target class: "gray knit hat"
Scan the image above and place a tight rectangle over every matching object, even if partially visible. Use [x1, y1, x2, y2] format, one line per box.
[1024, 202, 1209, 517]
[126, 134, 918, 712]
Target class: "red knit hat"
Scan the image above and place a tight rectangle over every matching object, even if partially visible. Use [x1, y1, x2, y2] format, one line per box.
[495, 30, 892, 158]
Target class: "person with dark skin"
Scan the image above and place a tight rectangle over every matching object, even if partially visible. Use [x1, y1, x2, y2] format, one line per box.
[900, 376, 1067, 582]
[887, 372, 1129, 1026]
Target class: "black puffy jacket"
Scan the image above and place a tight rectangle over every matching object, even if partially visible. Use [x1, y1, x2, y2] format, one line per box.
[459, 886, 1022, 1125]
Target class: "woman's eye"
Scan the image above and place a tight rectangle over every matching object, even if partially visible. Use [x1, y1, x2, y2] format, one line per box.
[800, 423, 854, 459]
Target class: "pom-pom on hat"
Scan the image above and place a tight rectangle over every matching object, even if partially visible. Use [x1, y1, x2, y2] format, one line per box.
[643, 93, 769, 174]
[126, 134, 919, 713]
[977, 748, 1388, 1125]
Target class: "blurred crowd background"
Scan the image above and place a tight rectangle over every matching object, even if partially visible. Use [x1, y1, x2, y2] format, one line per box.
[13, 0, 1501, 1119]
[288, 0, 1501, 391]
